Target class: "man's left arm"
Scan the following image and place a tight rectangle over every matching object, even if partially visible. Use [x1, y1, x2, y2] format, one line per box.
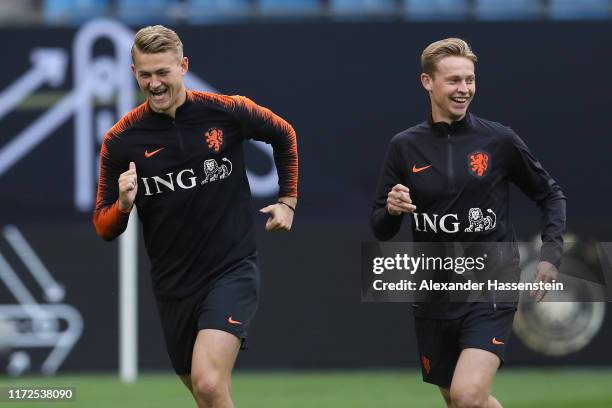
[231, 95, 298, 231]
[506, 129, 567, 301]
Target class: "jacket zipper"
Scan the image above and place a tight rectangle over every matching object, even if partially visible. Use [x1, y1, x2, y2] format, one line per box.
[447, 134, 454, 194]
[173, 119, 185, 154]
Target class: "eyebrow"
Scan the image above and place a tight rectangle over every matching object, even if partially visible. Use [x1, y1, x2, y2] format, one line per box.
[445, 74, 475, 80]
[137, 67, 170, 75]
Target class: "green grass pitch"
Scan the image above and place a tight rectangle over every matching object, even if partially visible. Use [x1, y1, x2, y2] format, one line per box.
[1, 369, 611, 407]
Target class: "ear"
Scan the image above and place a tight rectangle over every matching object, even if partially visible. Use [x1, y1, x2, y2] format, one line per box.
[420, 73, 433, 92]
[181, 56, 189, 75]
[131, 64, 136, 77]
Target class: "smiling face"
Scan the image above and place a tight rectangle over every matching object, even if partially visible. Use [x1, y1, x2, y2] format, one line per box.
[421, 56, 475, 124]
[131, 48, 188, 117]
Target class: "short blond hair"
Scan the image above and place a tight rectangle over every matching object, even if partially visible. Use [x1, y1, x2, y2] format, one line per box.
[421, 38, 477, 77]
[131, 25, 183, 62]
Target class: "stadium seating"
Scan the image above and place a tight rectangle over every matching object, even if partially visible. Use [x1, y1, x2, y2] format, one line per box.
[549, 0, 610, 20]
[41, 0, 612, 25]
[117, 0, 181, 25]
[329, 0, 396, 15]
[0, 0, 37, 24]
[403, 0, 469, 20]
[186, 0, 251, 23]
[43, 0, 109, 25]
[475, 0, 543, 20]
[257, 0, 321, 15]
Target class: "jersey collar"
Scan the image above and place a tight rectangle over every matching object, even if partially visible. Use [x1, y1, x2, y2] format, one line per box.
[428, 112, 473, 136]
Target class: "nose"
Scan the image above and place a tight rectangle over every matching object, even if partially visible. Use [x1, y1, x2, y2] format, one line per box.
[458, 80, 469, 94]
[150, 76, 162, 88]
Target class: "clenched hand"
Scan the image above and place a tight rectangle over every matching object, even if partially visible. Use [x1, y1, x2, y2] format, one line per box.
[386, 184, 416, 215]
[118, 162, 138, 212]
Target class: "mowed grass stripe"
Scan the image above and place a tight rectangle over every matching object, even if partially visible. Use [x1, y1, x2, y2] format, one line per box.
[0, 369, 610, 408]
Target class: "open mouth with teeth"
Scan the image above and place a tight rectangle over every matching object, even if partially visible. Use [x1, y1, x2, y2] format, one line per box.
[150, 88, 168, 102]
[450, 96, 469, 104]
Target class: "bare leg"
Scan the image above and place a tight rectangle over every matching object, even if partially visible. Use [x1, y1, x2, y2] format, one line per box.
[449, 348, 502, 408]
[190, 329, 240, 408]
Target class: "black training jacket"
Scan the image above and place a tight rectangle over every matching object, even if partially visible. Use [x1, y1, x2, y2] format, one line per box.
[94, 91, 298, 300]
[371, 112, 566, 318]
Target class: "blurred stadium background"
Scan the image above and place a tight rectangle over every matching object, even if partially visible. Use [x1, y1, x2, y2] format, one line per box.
[0, 0, 611, 406]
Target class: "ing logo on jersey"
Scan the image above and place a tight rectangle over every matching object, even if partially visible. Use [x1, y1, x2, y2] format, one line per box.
[140, 157, 233, 196]
[412, 207, 497, 234]
[205, 127, 224, 153]
[468, 151, 490, 178]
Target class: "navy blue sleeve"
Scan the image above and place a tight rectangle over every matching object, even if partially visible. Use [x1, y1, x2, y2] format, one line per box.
[371, 137, 405, 241]
[505, 129, 566, 267]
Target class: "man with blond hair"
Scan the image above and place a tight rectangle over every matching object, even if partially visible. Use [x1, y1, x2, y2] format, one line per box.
[371, 38, 565, 407]
[94, 25, 298, 407]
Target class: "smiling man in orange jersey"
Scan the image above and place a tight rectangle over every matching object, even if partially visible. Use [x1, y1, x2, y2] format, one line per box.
[93, 25, 298, 408]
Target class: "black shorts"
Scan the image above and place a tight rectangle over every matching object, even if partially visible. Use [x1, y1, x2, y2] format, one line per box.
[415, 302, 516, 388]
[155, 255, 260, 375]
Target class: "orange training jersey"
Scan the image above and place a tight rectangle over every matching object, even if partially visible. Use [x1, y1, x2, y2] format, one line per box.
[93, 91, 298, 299]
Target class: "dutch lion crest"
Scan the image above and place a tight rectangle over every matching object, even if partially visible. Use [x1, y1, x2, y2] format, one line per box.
[205, 127, 224, 153]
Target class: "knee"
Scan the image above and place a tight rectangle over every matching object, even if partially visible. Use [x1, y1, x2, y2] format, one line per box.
[450, 387, 488, 408]
[192, 373, 228, 402]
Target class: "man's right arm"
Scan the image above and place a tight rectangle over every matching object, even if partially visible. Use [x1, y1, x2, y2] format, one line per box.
[371, 139, 411, 241]
[92, 135, 131, 241]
